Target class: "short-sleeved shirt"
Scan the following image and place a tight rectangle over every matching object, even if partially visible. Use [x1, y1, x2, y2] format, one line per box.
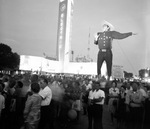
[88, 90, 95, 100]
[125, 90, 143, 107]
[24, 94, 42, 123]
[39, 86, 52, 106]
[88, 89, 105, 105]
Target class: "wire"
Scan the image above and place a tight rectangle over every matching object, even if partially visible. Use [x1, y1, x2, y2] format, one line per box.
[116, 42, 137, 74]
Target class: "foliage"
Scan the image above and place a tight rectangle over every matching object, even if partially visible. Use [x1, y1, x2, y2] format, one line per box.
[64, 80, 82, 101]
[0, 43, 20, 70]
[123, 71, 133, 78]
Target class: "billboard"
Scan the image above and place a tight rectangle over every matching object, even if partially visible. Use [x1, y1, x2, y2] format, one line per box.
[19, 55, 60, 73]
[112, 65, 124, 79]
[19, 55, 42, 71]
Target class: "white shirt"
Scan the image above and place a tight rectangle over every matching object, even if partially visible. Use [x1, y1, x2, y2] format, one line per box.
[86, 83, 92, 90]
[88, 89, 105, 105]
[93, 89, 105, 105]
[88, 90, 95, 100]
[3, 82, 9, 91]
[39, 86, 52, 106]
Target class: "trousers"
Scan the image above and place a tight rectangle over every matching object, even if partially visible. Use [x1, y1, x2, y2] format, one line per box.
[87, 104, 103, 129]
[97, 49, 112, 77]
[38, 104, 54, 129]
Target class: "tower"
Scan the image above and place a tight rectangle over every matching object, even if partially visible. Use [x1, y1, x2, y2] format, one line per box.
[56, 0, 74, 73]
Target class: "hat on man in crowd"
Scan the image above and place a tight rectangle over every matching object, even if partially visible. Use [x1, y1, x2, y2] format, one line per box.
[102, 20, 115, 31]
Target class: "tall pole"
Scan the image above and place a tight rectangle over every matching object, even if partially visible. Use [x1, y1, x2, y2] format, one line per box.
[87, 27, 90, 60]
[71, 50, 74, 62]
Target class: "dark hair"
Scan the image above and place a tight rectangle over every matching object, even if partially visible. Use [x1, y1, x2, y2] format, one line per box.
[130, 81, 140, 87]
[31, 83, 40, 93]
[111, 81, 117, 87]
[0, 73, 3, 78]
[3, 78, 8, 82]
[121, 85, 126, 90]
[9, 79, 16, 88]
[17, 81, 23, 88]
[30, 74, 39, 83]
[0, 82, 5, 89]
[74, 80, 80, 86]
[92, 81, 99, 85]
[43, 78, 48, 85]
[0, 82, 4, 92]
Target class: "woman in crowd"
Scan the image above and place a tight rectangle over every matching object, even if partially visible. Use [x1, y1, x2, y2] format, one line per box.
[108, 80, 119, 125]
[116, 84, 127, 129]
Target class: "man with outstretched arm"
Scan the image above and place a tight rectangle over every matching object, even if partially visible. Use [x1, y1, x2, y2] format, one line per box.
[94, 20, 137, 80]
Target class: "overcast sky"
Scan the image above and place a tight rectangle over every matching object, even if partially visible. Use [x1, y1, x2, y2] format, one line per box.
[0, 0, 150, 75]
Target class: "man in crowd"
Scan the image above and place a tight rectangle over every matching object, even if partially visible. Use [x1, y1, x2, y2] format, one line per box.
[125, 82, 143, 129]
[38, 78, 53, 129]
[88, 81, 105, 129]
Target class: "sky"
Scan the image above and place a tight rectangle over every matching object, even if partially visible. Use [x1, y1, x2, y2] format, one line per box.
[0, 0, 150, 75]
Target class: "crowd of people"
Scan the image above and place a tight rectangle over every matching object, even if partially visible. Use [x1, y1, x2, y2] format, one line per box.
[0, 72, 150, 129]
[107, 80, 150, 129]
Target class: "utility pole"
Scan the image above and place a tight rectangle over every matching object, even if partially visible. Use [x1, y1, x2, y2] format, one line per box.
[87, 27, 91, 61]
[71, 50, 74, 62]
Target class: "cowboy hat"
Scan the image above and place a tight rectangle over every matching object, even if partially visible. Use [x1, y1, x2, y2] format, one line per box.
[102, 20, 115, 31]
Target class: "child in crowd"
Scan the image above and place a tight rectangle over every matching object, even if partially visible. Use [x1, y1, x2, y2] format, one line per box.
[24, 83, 42, 129]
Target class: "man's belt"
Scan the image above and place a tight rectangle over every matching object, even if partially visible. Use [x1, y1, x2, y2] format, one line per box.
[100, 49, 110, 52]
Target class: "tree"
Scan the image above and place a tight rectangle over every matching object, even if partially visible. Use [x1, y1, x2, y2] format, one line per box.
[124, 71, 133, 78]
[0, 43, 20, 70]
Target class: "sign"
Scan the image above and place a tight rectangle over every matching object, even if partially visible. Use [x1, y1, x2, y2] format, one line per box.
[112, 65, 124, 79]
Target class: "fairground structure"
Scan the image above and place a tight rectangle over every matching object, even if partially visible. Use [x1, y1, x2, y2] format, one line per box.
[19, 0, 123, 79]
